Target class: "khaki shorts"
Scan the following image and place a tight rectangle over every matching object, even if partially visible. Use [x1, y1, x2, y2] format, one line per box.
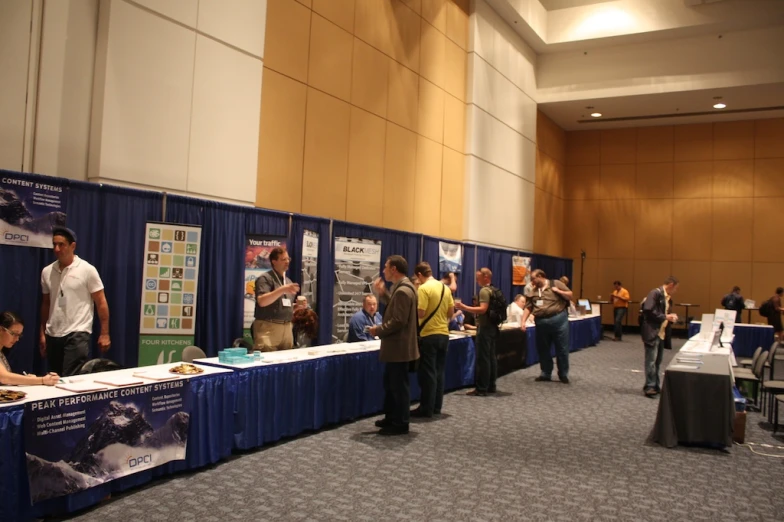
[252, 319, 293, 351]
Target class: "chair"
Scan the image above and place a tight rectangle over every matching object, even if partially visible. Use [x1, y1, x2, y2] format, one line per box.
[181, 345, 206, 363]
[232, 337, 254, 353]
[76, 358, 123, 374]
[774, 396, 784, 434]
[738, 346, 762, 368]
[735, 351, 767, 409]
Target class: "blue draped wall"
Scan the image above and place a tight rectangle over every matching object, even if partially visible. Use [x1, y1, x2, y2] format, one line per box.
[289, 215, 331, 346]
[0, 170, 572, 371]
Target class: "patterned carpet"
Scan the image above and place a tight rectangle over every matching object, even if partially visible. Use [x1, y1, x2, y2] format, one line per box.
[60, 337, 784, 522]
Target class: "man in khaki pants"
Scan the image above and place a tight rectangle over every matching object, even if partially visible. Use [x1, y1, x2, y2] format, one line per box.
[253, 247, 300, 351]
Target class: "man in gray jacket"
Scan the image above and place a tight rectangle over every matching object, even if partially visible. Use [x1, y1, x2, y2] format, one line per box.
[370, 255, 419, 435]
[641, 276, 679, 398]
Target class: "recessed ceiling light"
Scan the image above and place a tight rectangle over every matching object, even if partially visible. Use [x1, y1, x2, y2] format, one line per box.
[713, 103, 726, 109]
[591, 112, 602, 118]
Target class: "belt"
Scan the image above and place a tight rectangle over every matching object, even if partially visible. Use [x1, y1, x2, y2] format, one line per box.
[256, 319, 291, 325]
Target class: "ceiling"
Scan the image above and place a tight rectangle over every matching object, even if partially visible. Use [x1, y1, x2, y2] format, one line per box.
[538, 83, 784, 131]
[486, 0, 784, 130]
[538, 0, 615, 11]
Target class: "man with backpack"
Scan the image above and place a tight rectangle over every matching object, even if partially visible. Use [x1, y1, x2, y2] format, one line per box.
[455, 267, 505, 396]
[641, 276, 679, 398]
[760, 287, 784, 341]
[720, 286, 745, 323]
[520, 269, 573, 384]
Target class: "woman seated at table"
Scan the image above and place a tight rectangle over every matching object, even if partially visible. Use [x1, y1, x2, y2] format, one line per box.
[1, 311, 59, 386]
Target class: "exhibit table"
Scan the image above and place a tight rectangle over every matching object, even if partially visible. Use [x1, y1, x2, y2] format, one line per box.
[688, 321, 775, 358]
[196, 336, 475, 450]
[524, 314, 603, 367]
[649, 339, 735, 449]
[496, 328, 527, 377]
[0, 363, 236, 522]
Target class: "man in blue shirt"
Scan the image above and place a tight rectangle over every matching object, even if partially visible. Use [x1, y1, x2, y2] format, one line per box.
[347, 294, 382, 342]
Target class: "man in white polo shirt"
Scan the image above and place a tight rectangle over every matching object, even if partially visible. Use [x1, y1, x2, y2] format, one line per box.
[39, 227, 111, 376]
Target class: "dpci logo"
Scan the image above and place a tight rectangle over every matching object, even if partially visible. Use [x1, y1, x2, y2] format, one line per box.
[127, 453, 153, 468]
[3, 232, 29, 243]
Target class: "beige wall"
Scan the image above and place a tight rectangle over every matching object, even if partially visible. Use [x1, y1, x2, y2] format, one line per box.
[563, 118, 784, 325]
[257, 0, 468, 239]
[534, 111, 565, 257]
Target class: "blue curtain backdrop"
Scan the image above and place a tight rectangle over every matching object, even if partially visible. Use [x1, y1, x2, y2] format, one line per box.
[91, 185, 163, 367]
[165, 196, 269, 355]
[1, 170, 574, 371]
[289, 215, 332, 346]
[0, 172, 164, 372]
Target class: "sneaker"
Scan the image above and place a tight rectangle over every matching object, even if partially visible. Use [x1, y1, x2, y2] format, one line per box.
[535, 376, 552, 382]
[378, 425, 409, 436]
[410, 408, 432, 418]
[466, 389, 487, 396]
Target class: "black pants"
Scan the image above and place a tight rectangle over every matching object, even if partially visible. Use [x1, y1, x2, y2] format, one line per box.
[46, 332, 90, 376]
[476, 325, 498, 393]
[417, 335, 449, 415]
[383, 361, 411, 428]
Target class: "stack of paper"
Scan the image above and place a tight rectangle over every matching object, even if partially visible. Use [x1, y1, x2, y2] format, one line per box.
[132, 370, 181, 381]
[94, 376, 145, 387]
[56, 381, 109, 393]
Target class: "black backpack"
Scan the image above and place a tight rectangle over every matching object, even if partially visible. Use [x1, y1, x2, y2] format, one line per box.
[759, 298, 774, 318]
[486, 286, 507, 326]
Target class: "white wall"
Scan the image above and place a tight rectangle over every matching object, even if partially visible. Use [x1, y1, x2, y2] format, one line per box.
[34, 0, 98, 181]
[0, 1, 33, 172]
[89, 0, 265, 203]
[464, 0, 537, 250]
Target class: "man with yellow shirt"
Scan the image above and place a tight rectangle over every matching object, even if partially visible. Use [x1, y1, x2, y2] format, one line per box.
[611, 281, 631, 341]
[412, 262, 454, 417]
[640, 276, 679, 398]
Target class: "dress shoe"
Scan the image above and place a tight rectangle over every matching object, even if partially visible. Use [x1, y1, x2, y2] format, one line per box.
[487, 388, 497, 394]
[410, 408, 432, 418]
[378, 425, 409, 436]
[559, 376, 570, 384]
[535, 376, 552, 382]
[466, 389, 487, 397]
[374, 418, 391, 428]
[644, 388, 658, 398]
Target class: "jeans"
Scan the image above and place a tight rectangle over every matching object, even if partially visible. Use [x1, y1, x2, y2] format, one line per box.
[476, 325, 498, 393]
[383, 361, 411, 427]
[644, 338, 664, 390]
[46, 332, 90, 376]
[535, 310, 570, 379]
[417, 335, 449, 414]
[613, 307, 627, 340]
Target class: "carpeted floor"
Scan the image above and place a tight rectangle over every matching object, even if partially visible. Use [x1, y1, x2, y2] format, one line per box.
[60, 337, 784, 521]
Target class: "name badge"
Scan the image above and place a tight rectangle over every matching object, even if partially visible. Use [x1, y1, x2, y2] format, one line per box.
[281, 298, 292, 307]
[535, 299, 544, 307]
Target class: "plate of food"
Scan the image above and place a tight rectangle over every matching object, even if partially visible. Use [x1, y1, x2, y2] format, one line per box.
[0, 389, 27, 403]
[169, 363, 204, 375]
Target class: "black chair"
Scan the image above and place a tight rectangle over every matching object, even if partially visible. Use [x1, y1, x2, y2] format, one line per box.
[232, 337, 254, 353]
[76, 358, 123, 374]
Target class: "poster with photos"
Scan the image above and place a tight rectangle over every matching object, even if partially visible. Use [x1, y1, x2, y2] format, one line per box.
[138, 223, 201, 366]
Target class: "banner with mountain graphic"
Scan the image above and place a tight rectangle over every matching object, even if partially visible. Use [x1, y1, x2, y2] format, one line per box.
[0, 171, 67, 248]
[23, 380, 191, 503]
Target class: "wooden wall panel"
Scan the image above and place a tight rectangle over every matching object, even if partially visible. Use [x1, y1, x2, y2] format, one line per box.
[597, 199, 635, 259]
[711, 198, 753, 262]
[709, 261, 752, 316]
[600, 164, 636, 200]
[600, 128, 636, 165]
[713, 160, 753, 198]
[346, 107, 386, 226]
[674, 123, 712, 162]
[673, 161, 712, 199]
[264, 0, 311, 83]
[382, 122, 417, 230]
[440, 147, 464, 239]
[672, 198, 711, 261]
[670, 260, 711, 320]
[754, 118, 784, 159]
[308, 14, 353, 101]
[634, 199, 673, 260]
[752, 197, 784, 262]
[636, 163, 673, 199]
[566, 130, 601, 166]
[256, 68, 307, 212]
[413, 136, 443, 235]
[714, 121, 754, 160]
[301, 89, 351, 219]
[636, 126, 673, 163]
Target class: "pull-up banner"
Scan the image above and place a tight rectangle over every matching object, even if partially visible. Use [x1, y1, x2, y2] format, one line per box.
[332, 237, 381, 343]
[301, 230, 319, 309]
[244, 235, 288, 339]
[139, 223, 202, 366]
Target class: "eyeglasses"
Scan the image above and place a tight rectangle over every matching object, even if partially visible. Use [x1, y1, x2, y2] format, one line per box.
[2, 326, 22, 339]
